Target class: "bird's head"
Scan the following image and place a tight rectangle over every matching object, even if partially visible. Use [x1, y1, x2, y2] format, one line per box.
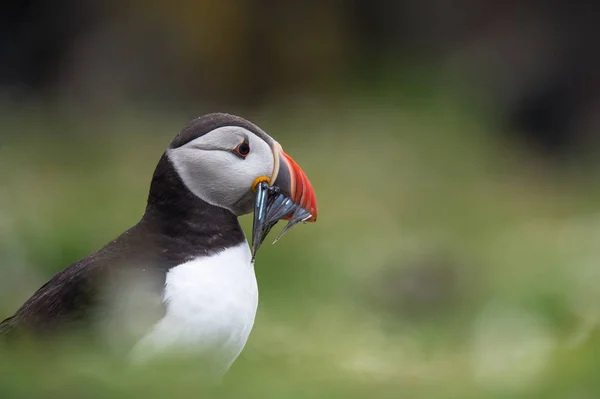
[166, 113, 317, 258]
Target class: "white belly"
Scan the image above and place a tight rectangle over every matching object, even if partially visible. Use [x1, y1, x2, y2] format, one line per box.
[131, 242, 258, 374]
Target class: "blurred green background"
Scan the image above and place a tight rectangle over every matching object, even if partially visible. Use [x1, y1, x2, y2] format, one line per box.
[2, 1, 600, 398]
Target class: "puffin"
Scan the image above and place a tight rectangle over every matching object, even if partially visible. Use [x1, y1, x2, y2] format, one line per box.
[0, 113, 317, 375]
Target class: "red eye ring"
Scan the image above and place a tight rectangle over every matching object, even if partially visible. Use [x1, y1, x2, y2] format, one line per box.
[234, 141, 250, 158]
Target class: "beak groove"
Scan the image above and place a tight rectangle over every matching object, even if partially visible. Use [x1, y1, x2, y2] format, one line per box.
[278, 149, 317, 222]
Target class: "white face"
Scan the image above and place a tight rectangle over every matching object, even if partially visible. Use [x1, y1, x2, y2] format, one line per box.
[167, 126, 275, 216]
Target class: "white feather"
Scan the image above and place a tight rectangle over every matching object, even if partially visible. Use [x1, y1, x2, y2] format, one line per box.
[131, 242, 258, 374]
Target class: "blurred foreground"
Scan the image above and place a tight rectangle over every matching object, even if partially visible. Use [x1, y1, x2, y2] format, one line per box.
[2, 89, 600, 398]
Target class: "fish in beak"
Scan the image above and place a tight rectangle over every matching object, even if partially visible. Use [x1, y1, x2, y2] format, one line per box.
[251, 143, 317, 260]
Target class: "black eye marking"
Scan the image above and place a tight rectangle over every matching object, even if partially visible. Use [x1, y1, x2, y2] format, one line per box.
[233, 139, 250, 158]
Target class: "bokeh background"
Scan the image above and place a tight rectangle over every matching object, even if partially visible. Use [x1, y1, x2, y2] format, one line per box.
[2, 1, 600, 397]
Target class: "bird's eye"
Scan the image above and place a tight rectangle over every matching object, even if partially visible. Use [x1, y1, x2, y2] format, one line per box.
[234, 141, 250, 158]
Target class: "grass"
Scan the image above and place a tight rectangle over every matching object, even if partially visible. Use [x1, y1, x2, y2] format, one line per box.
[1, 91, 600, 398]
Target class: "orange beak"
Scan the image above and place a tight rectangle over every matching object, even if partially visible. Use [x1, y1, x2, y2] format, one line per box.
[273, 144, 318, 222]
[250, 143, 317, 260]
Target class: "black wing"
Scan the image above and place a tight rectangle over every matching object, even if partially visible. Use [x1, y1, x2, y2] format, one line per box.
[0, 259, 103, 337]
[0, 225, 168, 340]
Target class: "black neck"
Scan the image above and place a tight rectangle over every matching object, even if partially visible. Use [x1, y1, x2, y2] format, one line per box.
[140, 153, 246, 265]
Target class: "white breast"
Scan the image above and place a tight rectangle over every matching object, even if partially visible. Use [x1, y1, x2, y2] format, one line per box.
[131, 242, 258, 374]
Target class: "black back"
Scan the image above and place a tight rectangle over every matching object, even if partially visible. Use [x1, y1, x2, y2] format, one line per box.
[0, 113, 255, 339]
